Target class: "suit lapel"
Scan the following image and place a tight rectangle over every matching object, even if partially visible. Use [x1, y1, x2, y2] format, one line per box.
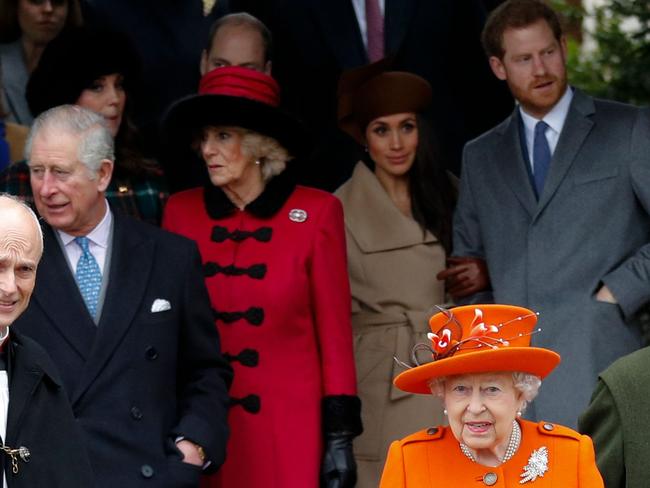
[312, 0, 367, 67]
[5, 338, 48, 441]
[32, 225, 96, 360]
[495, 111, 538, 217]
[535, 89, 595, 217]
[385, 0, 417, 53]
[71, 215, 155, 404]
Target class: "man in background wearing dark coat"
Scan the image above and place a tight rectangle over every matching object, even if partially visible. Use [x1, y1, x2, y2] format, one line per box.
[244, 0, 513, 190]
[12, 105, 232, 487]
[0, 194, 94, 487]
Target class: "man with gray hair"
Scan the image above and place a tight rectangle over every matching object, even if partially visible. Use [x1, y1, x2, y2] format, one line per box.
[13, 105, 232, 488]
[0, 194, 94, 487]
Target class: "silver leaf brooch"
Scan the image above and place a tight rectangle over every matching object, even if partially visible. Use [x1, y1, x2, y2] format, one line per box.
[520, 446, 548, 484]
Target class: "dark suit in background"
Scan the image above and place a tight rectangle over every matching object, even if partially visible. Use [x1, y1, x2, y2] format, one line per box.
[14, 212, 232, 487]
[245, 0, 512, 190]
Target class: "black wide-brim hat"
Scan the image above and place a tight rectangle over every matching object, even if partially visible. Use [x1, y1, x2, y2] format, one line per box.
[26, 26, 141, 117]
[162, 67, 310, 160]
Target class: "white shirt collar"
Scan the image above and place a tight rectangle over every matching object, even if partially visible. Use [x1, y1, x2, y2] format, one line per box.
[519, 86, 574, 136]
[58, 200, 112, 249]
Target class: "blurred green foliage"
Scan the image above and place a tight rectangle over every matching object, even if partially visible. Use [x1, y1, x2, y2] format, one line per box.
[551, 0, 650, 105]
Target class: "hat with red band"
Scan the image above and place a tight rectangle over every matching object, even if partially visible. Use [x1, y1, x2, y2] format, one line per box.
[163, 66, 309, 159]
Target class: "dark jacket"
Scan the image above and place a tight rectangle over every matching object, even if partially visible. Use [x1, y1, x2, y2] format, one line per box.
[4, 331, 94, 487]
[14, 211, 232, 488]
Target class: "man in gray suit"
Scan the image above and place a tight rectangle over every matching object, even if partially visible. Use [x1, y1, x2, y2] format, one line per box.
[443, 0, 650, 428]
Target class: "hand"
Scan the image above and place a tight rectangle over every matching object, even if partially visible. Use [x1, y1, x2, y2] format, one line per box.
[436, 256, 490, 301]
[596, 285, 617, 304]
[320, 433, 356, 488]
[176, 440, 204, 467]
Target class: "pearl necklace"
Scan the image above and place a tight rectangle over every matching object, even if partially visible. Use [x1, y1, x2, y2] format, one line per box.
[459, 419, 521, 464]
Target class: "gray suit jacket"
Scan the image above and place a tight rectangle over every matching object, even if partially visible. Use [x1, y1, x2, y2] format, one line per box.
[454, 89, 650, 427]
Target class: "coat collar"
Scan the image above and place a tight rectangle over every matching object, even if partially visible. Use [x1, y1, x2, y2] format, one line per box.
[6, 331, 63, 440]
[203, 167, 297, 220]
[493, 88, 595, 220]
[337, 162, 438, 253]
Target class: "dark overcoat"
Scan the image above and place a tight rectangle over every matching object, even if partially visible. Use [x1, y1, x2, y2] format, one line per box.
[13, 212, 232, 488]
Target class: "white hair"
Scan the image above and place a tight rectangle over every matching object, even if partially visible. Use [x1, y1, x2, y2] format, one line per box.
[428, 372, 542, 413]
[25, 105, 115, 179]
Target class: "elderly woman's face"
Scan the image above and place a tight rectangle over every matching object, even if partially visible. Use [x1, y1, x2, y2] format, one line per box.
[76, 73, 126, 138]
[444, 372, 523, 455]
[199, 126, 257, 188]
[18, 0, 68, 45]
[365, 112, 418, 180]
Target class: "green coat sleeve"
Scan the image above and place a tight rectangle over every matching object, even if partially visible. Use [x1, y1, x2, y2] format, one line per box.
[578, 379, 625, 488]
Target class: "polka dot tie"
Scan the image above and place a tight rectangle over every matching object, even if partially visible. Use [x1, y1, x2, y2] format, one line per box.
[74, 237, 102, 318]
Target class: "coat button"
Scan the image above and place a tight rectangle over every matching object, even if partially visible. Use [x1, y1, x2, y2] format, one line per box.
[426, 427, 438, 435]
[145, 346, 158, 360]
[140, 464, 154, 478]
[483, 472, 498, 485]
[131, 406, 143, 420]
[543, 422, 554, 431]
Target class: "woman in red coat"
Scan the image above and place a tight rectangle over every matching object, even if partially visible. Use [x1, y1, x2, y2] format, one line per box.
[161, 66, 361, 488]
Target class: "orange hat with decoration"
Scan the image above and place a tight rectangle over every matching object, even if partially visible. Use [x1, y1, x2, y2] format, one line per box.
[394, 304, 561, 394]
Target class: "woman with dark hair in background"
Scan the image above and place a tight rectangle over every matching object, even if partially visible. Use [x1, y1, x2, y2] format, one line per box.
[0, 26, 168, 225]
[334, 60, 456, 488]
[0, 0, 82, 124]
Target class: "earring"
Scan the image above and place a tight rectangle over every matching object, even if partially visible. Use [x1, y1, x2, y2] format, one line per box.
[254, 160, 261, 165]
[364, 145, 368, 153]
[443, 409, 448, 416]
[517, 411, 522, 417]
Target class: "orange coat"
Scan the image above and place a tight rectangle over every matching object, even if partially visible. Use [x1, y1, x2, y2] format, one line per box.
[380, 419, 603, 487]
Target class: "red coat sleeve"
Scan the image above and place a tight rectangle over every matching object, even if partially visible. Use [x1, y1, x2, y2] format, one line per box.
[308, 195, 357, 395]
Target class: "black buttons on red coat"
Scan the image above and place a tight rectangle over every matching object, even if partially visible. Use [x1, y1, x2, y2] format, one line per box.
[213, 307, 264, 326]
[204, 262, 267, 279]
[211, 225, 273, 243]
[224, 349, 259, 367]
[230, 394, 261, 414]
[140, 465, 154, 478]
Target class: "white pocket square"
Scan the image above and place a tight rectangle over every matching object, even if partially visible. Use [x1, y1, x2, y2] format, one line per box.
[151, 298, 171, 313]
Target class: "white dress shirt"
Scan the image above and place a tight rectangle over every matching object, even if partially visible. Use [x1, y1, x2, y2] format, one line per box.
[58, 201, 112, 275]
[520, 87, 574, 172]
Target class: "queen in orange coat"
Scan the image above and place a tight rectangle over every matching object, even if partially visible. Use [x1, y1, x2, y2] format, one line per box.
[380, 304, 604, 487]
[161, 66, 361, 488]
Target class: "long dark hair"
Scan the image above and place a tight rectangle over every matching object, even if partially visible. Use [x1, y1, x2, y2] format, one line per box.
[112, 111, 161, 179]
[408, 115, 456, 254]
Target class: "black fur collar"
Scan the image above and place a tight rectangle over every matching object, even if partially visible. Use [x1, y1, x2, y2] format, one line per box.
[203, 168, 297, 220]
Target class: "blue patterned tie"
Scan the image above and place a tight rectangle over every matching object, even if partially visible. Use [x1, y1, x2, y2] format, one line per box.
[74, 237, 102, 318]
[533, 121, 551, 196]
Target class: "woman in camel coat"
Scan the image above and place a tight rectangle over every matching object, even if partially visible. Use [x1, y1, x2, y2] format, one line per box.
[335, 61, 456, 488]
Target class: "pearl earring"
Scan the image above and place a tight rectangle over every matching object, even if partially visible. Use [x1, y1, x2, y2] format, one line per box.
[254, 160, 261, 165]
[443, 409, 448, 416]
[517, 411, 522, 417]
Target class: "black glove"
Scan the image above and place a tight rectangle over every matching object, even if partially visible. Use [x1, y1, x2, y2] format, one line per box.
[320, 395, 362, 488]
[320, 432, 356, 488]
